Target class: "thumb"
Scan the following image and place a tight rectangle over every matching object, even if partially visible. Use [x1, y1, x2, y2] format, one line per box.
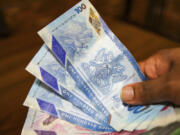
[121, 75, 171, 105]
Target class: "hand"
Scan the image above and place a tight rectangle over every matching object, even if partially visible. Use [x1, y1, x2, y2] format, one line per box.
[121, 48, 180, 105]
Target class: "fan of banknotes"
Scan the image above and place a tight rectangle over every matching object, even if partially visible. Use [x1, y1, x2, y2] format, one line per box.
[21, 0, 177, 134]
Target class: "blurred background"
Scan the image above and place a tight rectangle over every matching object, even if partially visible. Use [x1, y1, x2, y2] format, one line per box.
[0, 0, 179, 134]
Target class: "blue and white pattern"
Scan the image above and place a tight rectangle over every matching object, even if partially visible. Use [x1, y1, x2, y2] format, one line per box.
[24, 80, 115, 132]
[111, 95, 121, 108]
[38, 0, 164, 131]
[81, 48, 127, 95]
[42, 62, 67, 85]
[56, 19, 94, 60]
[26, 45, 110, 125]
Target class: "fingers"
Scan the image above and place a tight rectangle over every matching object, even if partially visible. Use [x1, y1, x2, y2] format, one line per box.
[138, 61, 145, 74]
[138, 51, 171, 79]
[139, 59, 158, 79]
[123, 49, 177, 105]
[121, 74, 171, 105]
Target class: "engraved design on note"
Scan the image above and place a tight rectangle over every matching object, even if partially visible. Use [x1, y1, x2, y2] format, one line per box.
[81, 48, 127, 95]
[57, 20, 93, 59]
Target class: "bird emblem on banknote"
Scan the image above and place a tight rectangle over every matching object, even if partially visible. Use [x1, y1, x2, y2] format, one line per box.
[81, 48, 127, 95]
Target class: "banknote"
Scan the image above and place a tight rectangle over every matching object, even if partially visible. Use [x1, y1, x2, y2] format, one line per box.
[26, 45, 109, 125]
[21, 108, 147, 135]
[147, 106, 176, 130]
[38, 0, 162, 130]
[114, 105, 163, 131]
[125, 105, 170, 131]
[23, 79, 114, 132]
[130, 105, 164, 131]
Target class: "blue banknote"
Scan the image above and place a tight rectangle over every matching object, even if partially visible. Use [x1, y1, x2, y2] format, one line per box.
[26, 45, 109, 125]
[38, 0, 163, 131]
[125, 105, 163, 131]
[24, 79, 114, 132]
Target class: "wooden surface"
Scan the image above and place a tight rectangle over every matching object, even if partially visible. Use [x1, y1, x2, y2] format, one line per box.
[0, 1, 179, 135]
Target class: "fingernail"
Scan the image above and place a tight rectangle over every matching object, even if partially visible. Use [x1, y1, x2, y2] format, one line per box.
[121, 86, 134, 101]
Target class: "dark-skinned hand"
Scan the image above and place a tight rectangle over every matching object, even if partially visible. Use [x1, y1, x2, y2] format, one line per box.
[121, 48, 180, 105]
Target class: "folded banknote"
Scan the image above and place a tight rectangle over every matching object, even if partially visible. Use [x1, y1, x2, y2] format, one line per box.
[26, 45, 109, 125]
[24, 79, 114, 132]
[38, 0, 163, 131]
